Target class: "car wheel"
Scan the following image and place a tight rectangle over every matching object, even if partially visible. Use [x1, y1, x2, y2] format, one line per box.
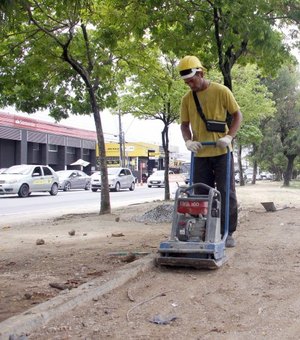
[129, 182, 135, 191]
[91, 188, 98, 192]
[18, 184, 30, 197]
[63, 182, 71, 191]
[148, 185, 152, 188]
[49, 183, 58, 196]
[85, 182, 91, 190]
[115, 182, 120, 192]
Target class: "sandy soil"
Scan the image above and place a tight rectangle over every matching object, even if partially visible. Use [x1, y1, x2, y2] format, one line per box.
[1, 181, 300, 339]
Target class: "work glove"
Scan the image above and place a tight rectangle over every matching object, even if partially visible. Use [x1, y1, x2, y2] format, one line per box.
[185, 140, 202, 153]
[216, 135, 233, 148]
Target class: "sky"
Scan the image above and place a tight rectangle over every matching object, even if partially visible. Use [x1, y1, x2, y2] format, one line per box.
[4, 106, 189, 156]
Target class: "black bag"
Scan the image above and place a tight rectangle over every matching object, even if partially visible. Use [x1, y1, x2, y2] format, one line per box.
[192, 92, 227, 133]
[206, 120, 226, 133]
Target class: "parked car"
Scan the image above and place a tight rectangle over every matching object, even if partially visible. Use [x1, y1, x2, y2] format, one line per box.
[91, 167, 135, 192]
[0, 168, 7, 174]
[56, 170, 91, 191]
[0, 164, 59, 197]
[147, 170, 174, 188]
[259, 172, 274, 180]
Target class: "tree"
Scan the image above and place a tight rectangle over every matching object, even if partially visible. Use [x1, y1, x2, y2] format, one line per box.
[209, 64, 276, 185]
[145, 0, 298, 90]
[0, 0, 144, 213]
[118, 51, 187, 200]
[231, 64, 276, 184]
[262, 65, 300, 186]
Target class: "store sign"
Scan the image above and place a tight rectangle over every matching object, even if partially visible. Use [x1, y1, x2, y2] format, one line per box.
[125, 146, 135, 152]
[107, 160, 120, 166]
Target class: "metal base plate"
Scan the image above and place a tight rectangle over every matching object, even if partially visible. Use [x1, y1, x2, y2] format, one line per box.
[156, 254, 227, 270]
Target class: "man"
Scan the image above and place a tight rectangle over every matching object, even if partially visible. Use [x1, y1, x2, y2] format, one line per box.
[178, 55, 242, 247]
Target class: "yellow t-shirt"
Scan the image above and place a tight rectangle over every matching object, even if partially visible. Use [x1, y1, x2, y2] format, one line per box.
[180, 82, 240, 157]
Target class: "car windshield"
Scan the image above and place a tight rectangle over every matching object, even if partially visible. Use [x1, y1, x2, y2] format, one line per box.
[151, 171, 164, 177]
[108, 168, 121, 175]
[56, 171, 72, 178]
[91, 171, 100, 177]
[4, 165, 32, 175]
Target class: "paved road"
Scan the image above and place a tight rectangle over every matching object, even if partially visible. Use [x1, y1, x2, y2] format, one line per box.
[0, 184, 179, 224]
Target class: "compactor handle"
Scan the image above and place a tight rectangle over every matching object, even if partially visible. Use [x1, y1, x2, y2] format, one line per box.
[189, 141, 231, 241]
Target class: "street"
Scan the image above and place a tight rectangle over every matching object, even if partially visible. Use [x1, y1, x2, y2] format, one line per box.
[0, 184, 179, 224]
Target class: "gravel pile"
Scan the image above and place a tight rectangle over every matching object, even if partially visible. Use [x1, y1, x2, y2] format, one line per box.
[134, 203, 174, 223]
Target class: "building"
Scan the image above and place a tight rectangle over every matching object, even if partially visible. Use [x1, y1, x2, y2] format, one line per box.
[105, 141, 161, 181]
[0, 112, 97, 173]
[0, 112, 173, 178]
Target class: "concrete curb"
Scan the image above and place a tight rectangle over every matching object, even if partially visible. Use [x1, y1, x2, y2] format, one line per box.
[0, 255, 154, 339]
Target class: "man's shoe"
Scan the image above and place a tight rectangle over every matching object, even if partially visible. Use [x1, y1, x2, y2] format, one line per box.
[225, 234, 236, 248]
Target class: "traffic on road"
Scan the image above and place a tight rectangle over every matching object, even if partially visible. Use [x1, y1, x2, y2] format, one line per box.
[0, 184, 180, 224]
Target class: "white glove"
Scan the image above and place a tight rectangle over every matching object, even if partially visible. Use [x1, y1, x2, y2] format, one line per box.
[185, 140, 202, 153]
[216, 135, 233, 148]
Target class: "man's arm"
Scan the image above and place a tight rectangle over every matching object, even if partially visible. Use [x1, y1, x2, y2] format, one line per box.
[228, 110, 243, 138]
[216, 110, 243, 148]
[180, 121, 192, 142]
[181, 121, 203, 152]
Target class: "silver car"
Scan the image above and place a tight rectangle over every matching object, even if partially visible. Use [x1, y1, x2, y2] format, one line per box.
[147, 170, 174, 188]
[57, 170, 91, 191]
[0, 164, 59, 197]
[91, 167, 135, 192]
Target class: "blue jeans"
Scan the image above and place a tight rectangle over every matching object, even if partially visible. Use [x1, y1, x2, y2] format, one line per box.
[193, 153, 238, 235]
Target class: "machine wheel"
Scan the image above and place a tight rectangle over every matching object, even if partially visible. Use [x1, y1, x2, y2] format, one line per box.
[129, 182, 135, 191]
[49, 183, 58, 196]
[148, 185, 152, 188]
[18, 184, 30, 197]
[114, 182, 120, 192]
[63, 182, 71, 191]
[85, 182, 91, 190]
[91, 188, 98, 192]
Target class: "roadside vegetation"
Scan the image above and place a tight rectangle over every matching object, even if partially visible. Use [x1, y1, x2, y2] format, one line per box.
[0, 0, 300, 213]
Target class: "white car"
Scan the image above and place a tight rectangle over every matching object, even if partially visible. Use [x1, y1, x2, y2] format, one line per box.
[259, 172, 274, 180]
[0, 164, 59, 197]
[57, 170, 91, 191]
[91, 167, 135, 192]
[147, 170, 174, 188]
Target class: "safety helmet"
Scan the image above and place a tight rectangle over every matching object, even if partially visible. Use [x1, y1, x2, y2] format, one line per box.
[178, 56, 205, 79]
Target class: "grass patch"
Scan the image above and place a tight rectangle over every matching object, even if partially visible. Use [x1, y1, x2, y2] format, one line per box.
[289, 181, 300, 189]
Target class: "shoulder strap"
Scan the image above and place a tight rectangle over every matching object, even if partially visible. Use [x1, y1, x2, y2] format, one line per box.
[192, 91, 207, 124]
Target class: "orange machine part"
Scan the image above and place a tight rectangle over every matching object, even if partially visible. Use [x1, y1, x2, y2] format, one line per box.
[177, 199, 208, 215]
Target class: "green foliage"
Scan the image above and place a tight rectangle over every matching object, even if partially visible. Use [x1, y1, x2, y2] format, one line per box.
[118, 51, 186, 125]
[256, 64, 300, 182]
[143, 0, 295, 87]
[0, 0, 144, 120]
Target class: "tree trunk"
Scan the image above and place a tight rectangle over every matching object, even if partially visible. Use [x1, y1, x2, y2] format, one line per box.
[89, 92, 111, 214]
[251, 144, 258, 185]
[223, 68, 232, 91]
[283, 154, 296, 187]
[237, 144, 245, 186]
[162, 125, 170, 200]
[253, 159, 258, 184]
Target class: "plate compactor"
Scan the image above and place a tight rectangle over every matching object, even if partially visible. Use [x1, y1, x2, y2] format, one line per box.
[156, 143, 231, 270]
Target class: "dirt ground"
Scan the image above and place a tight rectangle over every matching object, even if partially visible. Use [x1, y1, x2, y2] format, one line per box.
[1, 181, 300, 339]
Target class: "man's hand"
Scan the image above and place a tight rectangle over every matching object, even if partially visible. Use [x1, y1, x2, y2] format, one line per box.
[216, 135, 233, 148]
[185, 140, 202, 152]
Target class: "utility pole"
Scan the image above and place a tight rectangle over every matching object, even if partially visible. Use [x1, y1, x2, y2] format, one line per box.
[118, 111, 125, 167]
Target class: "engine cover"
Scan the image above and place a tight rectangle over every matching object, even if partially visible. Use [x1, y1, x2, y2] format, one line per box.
[176, 215, 206, 242]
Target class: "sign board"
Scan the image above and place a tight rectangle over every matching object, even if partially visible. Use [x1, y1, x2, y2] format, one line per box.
[125, 145, 135, 152]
